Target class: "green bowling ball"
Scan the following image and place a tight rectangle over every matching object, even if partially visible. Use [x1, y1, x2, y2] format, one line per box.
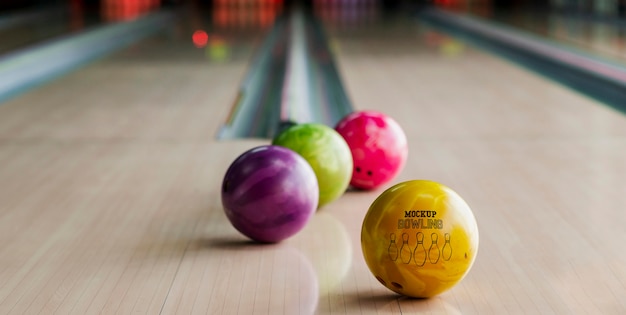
[273, 123, 352, 208]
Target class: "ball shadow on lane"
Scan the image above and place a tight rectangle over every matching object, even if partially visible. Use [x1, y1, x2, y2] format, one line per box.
[341, 290, 462, 314]
[192, 236, 280, 251]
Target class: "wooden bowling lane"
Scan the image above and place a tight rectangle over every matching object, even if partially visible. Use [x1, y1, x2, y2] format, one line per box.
[0, 4, 283, 314]
[0, 3, 626, 315]
[322, 10, 626, 313]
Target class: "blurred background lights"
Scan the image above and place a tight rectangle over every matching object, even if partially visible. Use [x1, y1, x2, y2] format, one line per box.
[192, 30, 209, 48]
[206, 36, 230, 62]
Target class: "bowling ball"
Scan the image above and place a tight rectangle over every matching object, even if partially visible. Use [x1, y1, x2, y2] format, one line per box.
[335, 110, 408, 190]
[361, 180, 479, 298]
[221, 145, 318, 243]
[272, 123, 352, 208]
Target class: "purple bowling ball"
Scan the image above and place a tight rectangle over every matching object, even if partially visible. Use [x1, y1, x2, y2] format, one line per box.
[221, 145, 319, 243]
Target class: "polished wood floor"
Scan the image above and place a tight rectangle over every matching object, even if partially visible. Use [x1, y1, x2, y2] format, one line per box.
[1, 7, 625, 314]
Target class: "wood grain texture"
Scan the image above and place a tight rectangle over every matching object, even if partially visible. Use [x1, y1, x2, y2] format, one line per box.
[0, 11, 625, 315]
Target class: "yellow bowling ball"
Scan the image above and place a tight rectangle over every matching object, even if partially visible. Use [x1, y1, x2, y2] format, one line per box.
[361, 180, 479, 298]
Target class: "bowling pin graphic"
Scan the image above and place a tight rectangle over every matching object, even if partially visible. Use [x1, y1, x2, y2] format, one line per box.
[413, 232, 426, 267]
[388, 233, 398, 261]
[442, 233, 452, 261]
[400, 233, 411, 264]
[428, 233, 440, 264]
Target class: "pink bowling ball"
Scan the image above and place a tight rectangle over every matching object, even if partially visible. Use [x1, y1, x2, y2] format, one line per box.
[335, 111, 408, 190]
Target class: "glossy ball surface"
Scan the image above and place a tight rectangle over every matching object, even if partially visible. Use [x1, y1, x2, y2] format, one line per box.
[361, 180, 479, 298]
[272, 123, 352, 208]
[335, 111, 408, 190]
[221, 145, 318, 243]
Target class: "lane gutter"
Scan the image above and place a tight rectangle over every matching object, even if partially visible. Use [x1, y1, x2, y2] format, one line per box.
[419, 8, 626, 113]
[0, 10, 175, 104]
[218, 5, 354, 140]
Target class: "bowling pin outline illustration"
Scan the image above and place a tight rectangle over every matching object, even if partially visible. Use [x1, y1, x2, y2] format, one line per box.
[428, 233, 440, 264]
[400, 233, 411, 264]
[388, 233, 398, 261]
[413, 232, 426, 267]
[442, 233, 452, 261]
